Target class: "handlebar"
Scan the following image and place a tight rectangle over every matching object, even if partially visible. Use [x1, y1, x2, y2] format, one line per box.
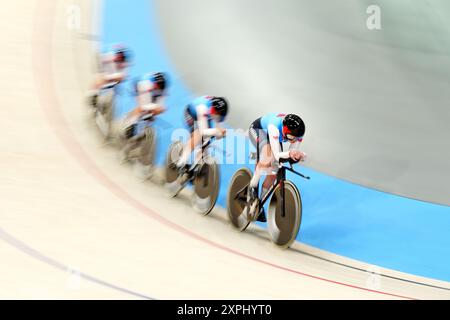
[200, 136, 233, 158]
[279, 158, 311, 180]
[140, 113, 154, 122]
[279, 158, 299, 165]
[101, 81, 120, 90]
[201, 137, 215, 149]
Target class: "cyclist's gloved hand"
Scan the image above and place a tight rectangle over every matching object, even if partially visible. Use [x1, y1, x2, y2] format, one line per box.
[299, 152, 307, 162]
[218, 128, 227, 138]
[289, 150, 306, 162]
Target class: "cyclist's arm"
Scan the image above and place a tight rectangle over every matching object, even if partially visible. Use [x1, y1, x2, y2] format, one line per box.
[103, 58, 128, 82]
[140, 102, 166, 116]
[104, 72, 126, 83]
[141, 102, 164, 113]
[104, 70, 127, 83]
[267, 124, 290, 161]
[288, 140, 302, 151]
[287, 140, 307, 162]
[196, 104, 223, 138]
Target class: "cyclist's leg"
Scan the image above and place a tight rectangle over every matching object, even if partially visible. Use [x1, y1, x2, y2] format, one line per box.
[254, 145, 277, 222]
[178, 129, 202, 166]
[88, 74, 105, 107]
[261, 170, 277, 198]
[121, 105, 141, 140]
[249, 126, 276, 222]
[248, 127, 273, 195]
[176, 108, 200, 169]
[247, 124, 260, 200]
[118, 109, 138, 162]
[119, 104, 144, 162]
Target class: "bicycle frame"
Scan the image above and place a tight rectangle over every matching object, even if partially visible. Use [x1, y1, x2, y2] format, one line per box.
[258, 166, 285, 216]
[189, 138, 214, 173]
[96, 82, 119, 116]
[174, 137, 215, 191]
[101, 81, 119, 91]
[258, 163, 309, 217]
[232, 161, 309, 219]
[252, 137, 310, 217]
[124, 119, 155, 160]
[98, 81, 119, 100]
[134, 117, 154, 140]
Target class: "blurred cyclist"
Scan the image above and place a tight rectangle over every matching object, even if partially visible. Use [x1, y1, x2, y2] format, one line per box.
[122, 72, 169, 140]
[248, 113, 307, 222]
[175, 96, 229, 178]
[89, 44, 132, 108]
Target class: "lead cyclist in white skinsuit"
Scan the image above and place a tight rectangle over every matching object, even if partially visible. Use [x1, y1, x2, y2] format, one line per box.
[248, 113, 307, 222]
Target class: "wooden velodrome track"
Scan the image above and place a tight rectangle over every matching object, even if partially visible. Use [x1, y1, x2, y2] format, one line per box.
[0, 0, 449, 299]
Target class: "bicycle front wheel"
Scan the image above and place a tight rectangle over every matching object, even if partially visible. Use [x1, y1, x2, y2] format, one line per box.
[267, 180, 302, 249]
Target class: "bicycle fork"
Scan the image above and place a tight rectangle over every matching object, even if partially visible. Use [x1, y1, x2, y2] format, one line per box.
[278, 168, 286, 218]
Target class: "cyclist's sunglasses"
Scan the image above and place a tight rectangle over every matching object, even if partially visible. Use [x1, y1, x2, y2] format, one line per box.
[286, 134, 303, 142]
[114, 52, 127, 63]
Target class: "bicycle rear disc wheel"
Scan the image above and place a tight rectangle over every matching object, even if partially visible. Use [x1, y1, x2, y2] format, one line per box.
[96, 90, 114, 139]
[192, 157, 220, 215]
[136, 127, 156, 179]
[139, 127, 156, 166]
[165, 141, 183, 197]
[227, 167, 253, 232]
[267, 180, 302, 249]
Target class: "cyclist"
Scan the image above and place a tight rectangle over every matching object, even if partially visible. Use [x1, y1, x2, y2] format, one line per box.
[119, 72, 168, 160]
[248, 113, 307, 222]
[89, 44, 132, 108]
[175, 96, 229, 178]
[122, 72, 168, 140]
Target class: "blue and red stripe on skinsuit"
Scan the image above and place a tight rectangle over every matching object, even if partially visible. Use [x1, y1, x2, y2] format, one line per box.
[132, 73, 165, 102]
[186, 96, 216, 127]
[260, 113, 286, 143]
